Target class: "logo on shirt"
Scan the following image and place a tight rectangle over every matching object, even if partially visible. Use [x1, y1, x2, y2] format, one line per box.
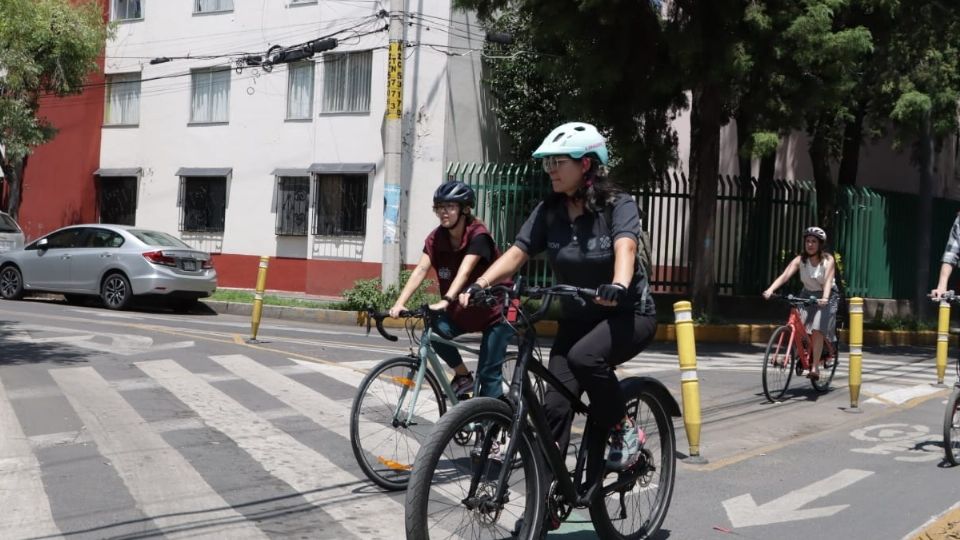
[588, 235, 612, 251]
[547, 241, 560, 250]
[438, 267, 452, 280]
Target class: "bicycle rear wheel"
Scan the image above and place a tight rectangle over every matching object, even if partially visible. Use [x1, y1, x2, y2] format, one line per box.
[405, 397, 544, 540]
[943, 386, 960, 466]
[589, 380, 676, 540]
[763, 325, 795, 402]
[811, 339, 839, 392]
[350, 356, 446, 491]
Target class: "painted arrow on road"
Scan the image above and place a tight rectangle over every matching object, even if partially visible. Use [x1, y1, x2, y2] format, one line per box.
[722, 469, 874, 528]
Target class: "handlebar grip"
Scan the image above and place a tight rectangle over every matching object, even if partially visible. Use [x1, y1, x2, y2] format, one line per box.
[375, 315, 398, 342]
[366, 311, 399, 342]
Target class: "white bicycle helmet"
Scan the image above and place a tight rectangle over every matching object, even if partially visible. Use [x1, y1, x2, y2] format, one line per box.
[804, 226, 826, 242]
[532, 122, 609, 165]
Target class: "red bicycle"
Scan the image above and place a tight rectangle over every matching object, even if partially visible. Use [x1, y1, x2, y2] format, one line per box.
[762, 294, 839, 402]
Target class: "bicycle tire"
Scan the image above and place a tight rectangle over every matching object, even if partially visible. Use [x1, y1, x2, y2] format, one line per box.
[811, 339, 840, 392]
[589, 380, 676, 540]
[763, 325, 795, 402]
[943, 386, 960, 466]
[404, 397, 545, 540]
[350, 356, 447, 491]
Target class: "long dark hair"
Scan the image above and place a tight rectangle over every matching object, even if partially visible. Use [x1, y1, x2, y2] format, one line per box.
[547, 155, 626, 211]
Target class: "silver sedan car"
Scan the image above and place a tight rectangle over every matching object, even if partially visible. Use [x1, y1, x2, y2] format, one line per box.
[0, 224, 217, 310]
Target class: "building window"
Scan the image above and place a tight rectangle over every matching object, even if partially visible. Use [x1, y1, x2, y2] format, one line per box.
[322, 51, 373, 114]
[190, 68, 230, 124]
[112, 0, 143, 21]
[98, 177, 138, 226]
[194, 0, 233, 13]
[286, 62, 314, 120]
[104, 73, 141, 126]
[179, 177, 227, 232]
[275, 177, 310, 236]
[313, 174, 367, 236]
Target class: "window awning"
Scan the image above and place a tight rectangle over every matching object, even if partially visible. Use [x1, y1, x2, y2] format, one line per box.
[271, 168, 310, 177]
[308, 163, 376, 174]
[176, 167, 232, 177]
[95, 167, 142, 177]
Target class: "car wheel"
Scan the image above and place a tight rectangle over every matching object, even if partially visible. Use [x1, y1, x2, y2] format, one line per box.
[101, 273, 132, 310]
[0, 265, 24, 300]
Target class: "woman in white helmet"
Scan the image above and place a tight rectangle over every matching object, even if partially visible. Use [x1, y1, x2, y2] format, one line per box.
[762, 226, 839, 380]
[460, 122, 656, 483]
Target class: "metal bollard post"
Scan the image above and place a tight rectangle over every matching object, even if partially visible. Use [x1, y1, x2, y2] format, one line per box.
[845, 297, 863, 413]
[248, 256, 269, 343]
[673, 301, 706, 463]
[936, 299, 950, 386]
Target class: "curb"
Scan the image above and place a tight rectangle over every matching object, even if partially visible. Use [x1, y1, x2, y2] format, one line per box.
[203, 301, 957, 346]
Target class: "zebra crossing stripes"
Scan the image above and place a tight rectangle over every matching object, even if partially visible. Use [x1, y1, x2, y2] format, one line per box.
[135, 359, 403, 539]
[50, 366, 268, 540]
[0, 375, 61, 539]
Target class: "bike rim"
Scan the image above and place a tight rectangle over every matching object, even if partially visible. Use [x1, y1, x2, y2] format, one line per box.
[950, 398, 960, 461]
[356, 360, 442, 485]
[764, 328, 792, 400]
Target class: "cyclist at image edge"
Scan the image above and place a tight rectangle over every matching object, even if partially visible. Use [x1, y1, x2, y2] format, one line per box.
[460, 121, 657, 472]
[762, 226, 839, 380]
[389, 181, 515, 398]
[930, 212, 960, 300]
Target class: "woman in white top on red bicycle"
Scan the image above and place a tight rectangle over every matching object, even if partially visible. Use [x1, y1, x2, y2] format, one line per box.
[762, 226, 838, 380]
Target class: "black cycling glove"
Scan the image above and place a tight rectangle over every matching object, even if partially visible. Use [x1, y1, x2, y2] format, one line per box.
[597, 283, 627, 304]
[464, 282, 484, 305]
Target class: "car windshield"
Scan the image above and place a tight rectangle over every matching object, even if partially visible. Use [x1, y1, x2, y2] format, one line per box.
[129, 229, 192, 249]
[0, 214, 20, 233]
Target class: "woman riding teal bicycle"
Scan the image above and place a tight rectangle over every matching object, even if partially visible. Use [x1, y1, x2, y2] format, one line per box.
[389, 181, 514, 398]
[461, 121, 656, 474]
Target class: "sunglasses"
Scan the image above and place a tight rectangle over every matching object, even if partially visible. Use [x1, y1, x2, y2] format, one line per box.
[541, 156, 573, 173]
[433, 203, 460, 214]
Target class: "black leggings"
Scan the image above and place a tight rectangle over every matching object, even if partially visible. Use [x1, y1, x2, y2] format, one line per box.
[543, 310, 658, 455]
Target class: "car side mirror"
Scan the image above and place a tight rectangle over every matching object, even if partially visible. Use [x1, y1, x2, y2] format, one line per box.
[37, 238, 48, 250]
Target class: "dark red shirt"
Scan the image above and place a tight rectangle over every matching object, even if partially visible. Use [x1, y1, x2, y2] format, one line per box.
[423, 219, 503, 332]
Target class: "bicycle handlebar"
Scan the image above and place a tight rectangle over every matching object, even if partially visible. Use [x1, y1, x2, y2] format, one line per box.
[364, 306, 445, 342]
[768, 293, 819, 306]
[930, 290, 960, 303]
[468, 280, 600, 325]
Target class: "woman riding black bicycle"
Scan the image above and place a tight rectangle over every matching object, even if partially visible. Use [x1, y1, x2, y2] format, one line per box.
[461, 121, 656, 475]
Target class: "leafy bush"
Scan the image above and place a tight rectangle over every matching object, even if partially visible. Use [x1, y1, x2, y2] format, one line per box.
[341, 269, 440, 311]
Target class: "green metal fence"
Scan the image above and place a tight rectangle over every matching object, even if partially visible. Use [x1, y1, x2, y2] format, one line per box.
[447, 161, 960, 299]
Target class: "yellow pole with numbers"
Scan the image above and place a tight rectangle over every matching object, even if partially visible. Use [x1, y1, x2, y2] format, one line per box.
[248, 256, 269, 343]
[673, 301, 706, 463]
[846, 297, 863, 412]
[936, 299, 950, 386]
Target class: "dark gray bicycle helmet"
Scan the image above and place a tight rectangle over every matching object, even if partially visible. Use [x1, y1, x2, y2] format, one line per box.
[433, 181, 475, 207]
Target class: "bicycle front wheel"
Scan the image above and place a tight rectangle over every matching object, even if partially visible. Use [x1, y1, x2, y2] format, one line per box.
[350, 356, 446, 491]
[405, 397, 544, 540]
[763, 325, 795, 402]
[943, 386, 960, 466]
[589, 380, 676, 540]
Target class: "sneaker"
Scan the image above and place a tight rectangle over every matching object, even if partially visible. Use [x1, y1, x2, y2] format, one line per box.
[606, 419, 646, 471]
[450, 372, 475, 398]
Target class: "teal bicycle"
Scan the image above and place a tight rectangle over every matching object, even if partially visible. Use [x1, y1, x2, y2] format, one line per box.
[350, 306, 521, 490]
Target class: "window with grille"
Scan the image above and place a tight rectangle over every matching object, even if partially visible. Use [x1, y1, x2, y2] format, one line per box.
[194, 0, 232, 13]
[190, 68, 230, 124]
[112, 0, 143, 20]
[98, 177, 138, 226]
[286, 62, 314, 120]
[313, 174, 367, 236]
[104, 73, 141, 126]
[275, 176, 310, 236]
[179, 177, 227, 233]
[322, 51, 373, 114]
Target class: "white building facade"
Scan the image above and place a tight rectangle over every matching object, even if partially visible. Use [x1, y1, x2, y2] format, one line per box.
[98, 0, 500, 295]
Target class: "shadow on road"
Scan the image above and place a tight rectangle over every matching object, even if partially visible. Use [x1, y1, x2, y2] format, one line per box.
[0, 319, 96, 367]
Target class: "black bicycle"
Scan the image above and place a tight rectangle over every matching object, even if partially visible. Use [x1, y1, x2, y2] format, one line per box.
[404, 279, 680, 539]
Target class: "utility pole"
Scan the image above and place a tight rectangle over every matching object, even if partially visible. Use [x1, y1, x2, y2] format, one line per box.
[382, 1, 404, 287]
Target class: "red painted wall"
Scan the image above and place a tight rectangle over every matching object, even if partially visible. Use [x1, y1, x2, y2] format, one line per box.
[16, 2, 107, 242]
[211, 254, 387, 297]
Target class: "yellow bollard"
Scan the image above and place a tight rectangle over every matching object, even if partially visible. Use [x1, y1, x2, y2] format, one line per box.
[936, 299, 950, 386]
[673, 301, 706, 463]
[248, 256, 269, 343]
[845, 297, 864, 413]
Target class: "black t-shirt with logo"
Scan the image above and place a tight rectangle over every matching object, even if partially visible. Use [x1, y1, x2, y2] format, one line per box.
[513, 194, 655, 320]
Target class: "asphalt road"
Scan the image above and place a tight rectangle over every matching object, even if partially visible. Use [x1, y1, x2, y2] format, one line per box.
[0, 297, 955, 539]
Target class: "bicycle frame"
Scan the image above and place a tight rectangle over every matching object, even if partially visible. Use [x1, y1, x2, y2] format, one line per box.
[391, 325, 481, 427]
[779, 305, 835, 373]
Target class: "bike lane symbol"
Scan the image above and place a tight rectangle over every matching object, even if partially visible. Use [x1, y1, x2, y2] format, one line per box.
[849, 423, 941, 462]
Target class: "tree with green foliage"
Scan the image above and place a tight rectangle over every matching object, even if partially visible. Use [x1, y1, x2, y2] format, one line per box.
[0, 0, 110, 219]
